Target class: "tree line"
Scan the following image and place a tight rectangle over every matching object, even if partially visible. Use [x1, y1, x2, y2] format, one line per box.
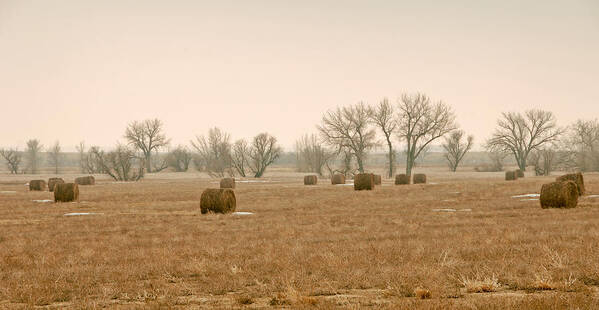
[1, 92, 597, 179]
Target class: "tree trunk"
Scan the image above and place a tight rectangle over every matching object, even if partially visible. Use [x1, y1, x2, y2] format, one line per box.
[386, 140, 393, 178]
[145, 154, 152, 173]
[356, 156, 364, 173]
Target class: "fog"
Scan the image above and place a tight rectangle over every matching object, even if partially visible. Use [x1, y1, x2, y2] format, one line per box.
[1, 0, 598, 150]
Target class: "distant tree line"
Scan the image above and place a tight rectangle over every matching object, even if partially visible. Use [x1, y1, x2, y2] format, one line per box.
[1, 95, 597, 179]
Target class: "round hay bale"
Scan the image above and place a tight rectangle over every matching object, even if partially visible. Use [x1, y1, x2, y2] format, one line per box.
[29, 180, 47, 191]
[505, 171, 517, 181]
[48, 178, 65, 192]
[540, 181, 578, 209]
[304, 175, 318, 185]
[75, 176, 95, 185]
[373, 174, 382, 185]
[200, 188, 236, 214]
[556, 172, 585, 195]
[395, 174, 410, 185]
[354, 173, 375, 191]
[413, 174, 427, 184]
[220, 178, 236, 189]
[515, 169, 524, 178]
[331, 174, 345, 185]
[54, 183, 79, 202]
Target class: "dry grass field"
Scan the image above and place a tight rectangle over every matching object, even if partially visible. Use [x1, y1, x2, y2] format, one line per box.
[1, 167, 598, 309]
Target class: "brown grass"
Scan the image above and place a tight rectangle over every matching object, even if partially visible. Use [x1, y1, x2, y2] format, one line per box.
[0, 169, 598, 308]
[540, 181, 578, 208]
[516, 169, 524, 178]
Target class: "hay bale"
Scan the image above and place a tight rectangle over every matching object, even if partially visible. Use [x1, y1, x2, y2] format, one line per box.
[413, 174, 427, 184]
[54, 183, 79, 202]
[556, 172, 585, 195]
[354, 173, 375, 191]
[304, 175, 318, 185]
[331, 174, 345, 185]
[505, 171, 517, 181]
[395, 174, 410, 185]
[75, 176, 95, 185]
[373, 174, 382, 185]
[220, 178, 236, 189]
[516, 169, 524, 178]
[540, 181, 578, 208]
[48, 178, 65, 192]
[200, 188, 236, 214]
[29, 180, 46, 191]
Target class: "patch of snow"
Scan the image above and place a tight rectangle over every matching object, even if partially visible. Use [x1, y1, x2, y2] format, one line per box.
[520, 198, 539, 201]
[511, 194, 540, 198]
[335, 183, 355, 186]
[63, 212, 103, 216]
[442, 199, 457, 202]
[429, 182, 439, 185]
[32, 199, 53, 203]
[586, 195, 599, 198]
[232, 212, 254, 215]
[432, 208, 457, 212]
[0, 191, 16, 194]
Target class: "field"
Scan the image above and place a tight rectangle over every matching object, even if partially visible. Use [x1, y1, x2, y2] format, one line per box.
[0, 167, 598, 309]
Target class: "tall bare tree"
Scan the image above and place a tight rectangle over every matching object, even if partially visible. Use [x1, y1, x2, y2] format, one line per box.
[0, 148, 22, 174]
[76, 141, 87, 173]
[231, 139, 249, 177]
[295, 134, 334, 176]
[191, 127, 232, 177]
[442, 130, 474, 172]
[318, 103, 377, 173]
[124, 119, 170, 173]
[561, 119, 599, 171]
[486, 110, 562, 171]
[89, 144, 144, 181]
[25, 139, 43, 174]
[47, 141, 63, 174]
[396, 93, 457, 176]
[369, 98, 398, 178]
[249, 133, 282, 178]
[167, 145, 192, 172]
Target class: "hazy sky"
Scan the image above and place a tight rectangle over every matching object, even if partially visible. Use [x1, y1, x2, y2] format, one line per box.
[1, 0, 598, 151]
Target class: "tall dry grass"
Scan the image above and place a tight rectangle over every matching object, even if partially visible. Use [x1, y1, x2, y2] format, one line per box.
[0, 169, 597, 308]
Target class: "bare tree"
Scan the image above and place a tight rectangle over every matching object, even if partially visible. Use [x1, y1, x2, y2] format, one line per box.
[167, 145, 192, 172]
[295, 134, 334, 176]
[529, 148, 558, 176]
[124, 119, 170, 173]
[369, 98, 398, 178]
[82, 146, 105, 174]
[191, 127, 232, 177]
[249, 133, 282, 178]
[561, 119, 599, 171]
[231, 139, 249, 177]
[486, 110, 562, 171]
[396, 93, 457, 176]
[89, 144, 144, 181]
[25, 139, 43, 174]
[76, 141, 87, 173]
[0, 148, 22, 174]
[150, 151, 168, 173]
[318, 103, 377, 173]
[442, 130, 474, 172]
[47, 141, 63, 174]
